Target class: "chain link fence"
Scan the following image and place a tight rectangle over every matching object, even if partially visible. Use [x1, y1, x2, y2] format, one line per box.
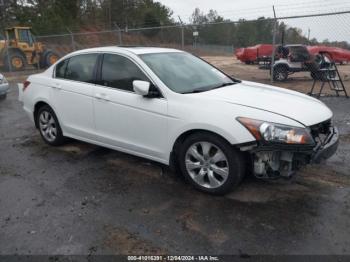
[2, 9, 350, 95]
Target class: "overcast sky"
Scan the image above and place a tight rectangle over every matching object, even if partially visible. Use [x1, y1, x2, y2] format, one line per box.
[158, 0, 350, 42]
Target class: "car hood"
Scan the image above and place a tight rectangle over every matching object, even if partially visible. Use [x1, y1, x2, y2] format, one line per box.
[196, 80, 332, 126]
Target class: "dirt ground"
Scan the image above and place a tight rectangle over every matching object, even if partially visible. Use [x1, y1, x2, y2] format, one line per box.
[1, 57, 350, 256]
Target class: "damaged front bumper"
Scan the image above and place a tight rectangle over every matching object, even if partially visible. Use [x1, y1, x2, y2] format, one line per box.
[312, 127, 339, 163]
[240, 126, 339, 179]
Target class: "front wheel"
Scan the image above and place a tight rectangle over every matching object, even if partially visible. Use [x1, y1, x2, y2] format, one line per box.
[178, 133, 245, 195]
[4, 52, 26, 71]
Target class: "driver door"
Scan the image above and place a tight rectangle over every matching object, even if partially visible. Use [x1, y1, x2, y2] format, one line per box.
[93, 53, 168, 162]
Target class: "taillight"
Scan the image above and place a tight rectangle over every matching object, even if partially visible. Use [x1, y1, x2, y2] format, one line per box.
[23, 80, 31, 91]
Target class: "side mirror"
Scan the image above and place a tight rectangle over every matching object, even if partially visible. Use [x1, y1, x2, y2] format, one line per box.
[133, 80, 150, 96]
[133, 80, 161, 98]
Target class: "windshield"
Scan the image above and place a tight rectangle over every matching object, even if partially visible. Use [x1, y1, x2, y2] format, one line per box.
[139, 52, 235, 94]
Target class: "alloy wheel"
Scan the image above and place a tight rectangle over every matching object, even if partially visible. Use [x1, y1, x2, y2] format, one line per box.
[276, 71, 285, 81]
[185, 141, 229, 189]
[39, 110, 57, 142]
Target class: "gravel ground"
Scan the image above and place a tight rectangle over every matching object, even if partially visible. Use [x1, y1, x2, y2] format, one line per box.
[0, 62, 350, 256]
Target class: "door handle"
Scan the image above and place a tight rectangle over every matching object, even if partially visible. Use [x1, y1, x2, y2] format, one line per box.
[95, 93, 110, 101]
[51, 83, 62, 90]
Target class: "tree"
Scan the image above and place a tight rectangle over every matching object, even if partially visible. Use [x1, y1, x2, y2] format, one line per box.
[190, 8, 207, 25]
[0, 0, 174, 35]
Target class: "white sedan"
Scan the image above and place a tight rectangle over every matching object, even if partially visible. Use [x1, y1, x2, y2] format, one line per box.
[19, 47, 338, 194]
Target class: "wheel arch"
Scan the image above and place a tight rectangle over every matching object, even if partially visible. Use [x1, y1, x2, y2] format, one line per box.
[33, 100, 57, 129]
[273, 62, 289, 71]
[169, 129, 239, 172]
[2, 47, 26, 58]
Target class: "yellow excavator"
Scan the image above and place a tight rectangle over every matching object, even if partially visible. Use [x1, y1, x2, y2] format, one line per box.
[0, 26, 59, 71]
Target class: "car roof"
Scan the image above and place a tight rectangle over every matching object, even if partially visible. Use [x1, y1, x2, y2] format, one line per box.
[72, 46, 183, 55]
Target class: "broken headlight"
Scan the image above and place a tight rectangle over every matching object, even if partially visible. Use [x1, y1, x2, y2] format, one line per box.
[237, 117, 314, 145]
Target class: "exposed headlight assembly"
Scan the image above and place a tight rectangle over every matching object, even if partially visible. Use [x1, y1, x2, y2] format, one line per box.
[237, 117, 314, 145]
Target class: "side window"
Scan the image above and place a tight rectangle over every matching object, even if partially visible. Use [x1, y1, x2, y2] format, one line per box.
[101, 54, 149, 92]
[65, 54, 98, 83]
[7, 29, 15, 40]
[18, 29, 30, 42]
[55, 59, 69, 79]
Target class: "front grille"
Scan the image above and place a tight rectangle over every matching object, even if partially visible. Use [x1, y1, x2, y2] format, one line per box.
[310, 119, 332, 146]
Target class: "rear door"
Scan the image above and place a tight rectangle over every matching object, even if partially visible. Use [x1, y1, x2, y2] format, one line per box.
[51, 53, 99, 140]
[93, 53, 168, 161]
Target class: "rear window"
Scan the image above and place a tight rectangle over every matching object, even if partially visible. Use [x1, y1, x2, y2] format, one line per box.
[55, 59, 69, 79]
[56, 54, 98, 83]
[289, 46, 308, 54]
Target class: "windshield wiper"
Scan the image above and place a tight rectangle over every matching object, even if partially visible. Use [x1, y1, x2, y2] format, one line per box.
[181, 88, 210, 94]
[211, 82, 236, 89]
[182, 82, 235, 94]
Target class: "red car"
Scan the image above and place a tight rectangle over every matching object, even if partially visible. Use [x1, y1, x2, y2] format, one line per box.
[235, 44, 273, 64]
[307, 45, 350, 64]
[236, 44, 350, 64]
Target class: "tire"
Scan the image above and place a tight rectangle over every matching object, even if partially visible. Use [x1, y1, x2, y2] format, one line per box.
[178, 132, 245, 195]
[4, 51, 26, 71]
[36, 105, 66, 146]
[40, 50, 59, 68]
[273, 66, 288, 81]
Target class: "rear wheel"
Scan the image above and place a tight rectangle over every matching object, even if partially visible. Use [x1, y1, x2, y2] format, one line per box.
[36, 105, 66, 146]
[273, 66, 289, 81]
[4, 51, 26, 71]
[178, 132, 245, 195]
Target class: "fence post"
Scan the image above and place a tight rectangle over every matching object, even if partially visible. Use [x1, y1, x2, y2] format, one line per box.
[5, 46, 12, 73]
[178, 16, 185, 50]
[271, 6, 277, 83]
[114, 23, 123, 45]
[181, 26, 184, 49]
[118, 30, 123, 45]
[67, 28, 76, 51]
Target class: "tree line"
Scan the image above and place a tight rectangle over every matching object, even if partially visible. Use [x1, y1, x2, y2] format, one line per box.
[0, 0, 174, 34]
[188, 8, 350, 49]
[0, 1, 348, 49]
